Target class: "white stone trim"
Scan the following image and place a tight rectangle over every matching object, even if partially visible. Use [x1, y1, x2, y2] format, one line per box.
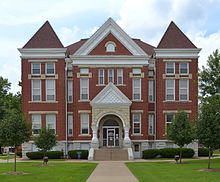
[131, 110, 143, 113]
[77, 72, 92, 78]
[67, 112, 73, 114]
[163, 59, 192, 62]
[77, 64, 144, 68]
[78, 110, 91, 114]
[28, 111, 58, 114]
[163, 100, 192, 103]
[163, 74, 192, 79]
[28, 59, 58, 63]
[163, 110, 192, 114]
[28, 101, 58, 104]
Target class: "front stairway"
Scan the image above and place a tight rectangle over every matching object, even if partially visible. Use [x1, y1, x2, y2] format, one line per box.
[94, 149, 128, 161]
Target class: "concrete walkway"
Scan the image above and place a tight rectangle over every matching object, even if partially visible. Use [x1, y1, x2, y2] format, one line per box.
[86, 161, 139, 182]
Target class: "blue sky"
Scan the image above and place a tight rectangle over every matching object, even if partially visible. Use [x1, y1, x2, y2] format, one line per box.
[0, 0, 220, 93]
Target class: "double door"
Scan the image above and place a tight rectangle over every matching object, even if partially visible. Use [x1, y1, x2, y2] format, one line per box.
[103, 127, 119, 147]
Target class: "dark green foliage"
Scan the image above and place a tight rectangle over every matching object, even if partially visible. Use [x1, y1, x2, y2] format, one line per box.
[26, 151, 63, 159]
[198, 148, 213, 157]
[16, 151, 22, 157]
[181, 148, 195, 158]
[159, 148, 179, 158]
[68, 150, 88, 159]
[142, 149, 160, 159]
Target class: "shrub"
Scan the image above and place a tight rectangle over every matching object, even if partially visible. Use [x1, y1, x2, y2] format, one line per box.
[142, 149, 160, 159]
[181, 148, 195, 158]
[26, 151, 44, 159]
[68, 150, 88, 159]
[26, 151, 63, 159]
[16, 151, 22, 157]
[160, 148, 194, 158]
[198, 148, 213, 157]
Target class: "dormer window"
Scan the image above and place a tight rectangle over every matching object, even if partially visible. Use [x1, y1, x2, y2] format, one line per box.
[105, 41, 116, 52]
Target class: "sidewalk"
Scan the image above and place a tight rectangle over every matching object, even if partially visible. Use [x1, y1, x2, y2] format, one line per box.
[86, 161, 139, 182]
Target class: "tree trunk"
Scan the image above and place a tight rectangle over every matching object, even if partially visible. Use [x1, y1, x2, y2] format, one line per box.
[0, 145, 2, 154]
[180, 146, 182, 164]
[14, 147, 17, 172]
[208, 147, 211, 169]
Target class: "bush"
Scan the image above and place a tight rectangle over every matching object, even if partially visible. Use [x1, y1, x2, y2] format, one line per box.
[198, 148, 213, 157]
[26, 151, 63, 159]
[160, 148, 194, 158]
[142, 149, 160, 159]
[68, 150, 88, 159]
[16, 151, 22, 157]
[181, 148, 195, 158]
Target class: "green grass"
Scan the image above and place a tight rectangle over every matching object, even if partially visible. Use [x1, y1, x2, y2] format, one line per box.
[0, 156, 14, 159]
[126, 158, 220, 182]
[213, 152, 220, 155]
[0, 162, 97, 182]
[22, 159, 66, 161]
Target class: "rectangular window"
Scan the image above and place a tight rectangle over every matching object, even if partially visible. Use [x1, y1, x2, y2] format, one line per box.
[46, 80, 55, 101]
[31, 63, 41, 74]
[166, 62, 175, 74]
[80, 114, 89, 134]
[46, 63, 55, 74]
[179, 80, 188, 100]
[148, 114, 154, 135]
[179, 63, 189, 74]
[68, 115, 73, 136]
[133, 113, 141, 134]
[132, 68, 141, 74]
[108, 69, 114, 83]
[117, 69, 123, 85]
[80, 68, 89, 74]
[148, 80, 153, 102]
[98, 69, 104, 85]
[133, 78, 141, 100]
[32, 80, 41, 101]
[166, 80, 175, 100]
[67, 71, 73, 77]
[80, 78, 89, 100]
[165, 114, 174, 132]
[32, 114, 41, 135]
[68, 80, 73, 102]
[46, 114, 56, 133]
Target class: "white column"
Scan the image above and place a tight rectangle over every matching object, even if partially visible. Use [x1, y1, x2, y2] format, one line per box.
[123, 126, 131, 148]
[124, 126, 130, 140]
[91, 125, 99, 149]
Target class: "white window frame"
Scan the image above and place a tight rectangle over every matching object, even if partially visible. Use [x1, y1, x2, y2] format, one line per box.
[106, 42, 115, 52]
[98, 69, 104, 85]
[179, 63, 189, 74]
[148, 80, 153, 102]
[32, 114, 41, 135]
[80, 68, 89, 74]
[68, 80, 73, 102]
[68, 115, 73, 136]
[117, 69, 123, 85]
[108, 69, 114, 83]
[166, 62, 175, 74]
[179, 79, 189, 101]
[166, 80, 175, 101]
[46, 79, 56, 101]
[80, 114, 89, 134]
[133, 78, 141, 100]
[133, 113, 141, 134]
[148, 114, 154, 135]
[32, 80, 41, 101]
[46, 114, 56, 134]
[31, 63, 41, 75]
[80, 78, 89, 100]
[165, 114, 174, 133]
[46, 63, 55, 75]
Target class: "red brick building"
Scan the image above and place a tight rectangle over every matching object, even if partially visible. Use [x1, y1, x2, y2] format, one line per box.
[19, 18, 200, 159]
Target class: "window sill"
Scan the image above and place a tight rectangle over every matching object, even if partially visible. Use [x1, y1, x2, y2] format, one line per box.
[28, 101, 58, 104]
[148, 101, 155, 103]
[78, 100, 90, 102]
[131, 134, 143, 136]
[67, 102, 73, 104]
[96, 84, 106, 86]
[163, 100, 192, 103]
[132, 100, 143, 102]
[116, 84, 126, 86]
[78, 134, 91, 137]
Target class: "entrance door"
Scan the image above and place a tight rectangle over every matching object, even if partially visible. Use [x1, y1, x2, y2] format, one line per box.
[133, 143, 141, 158]
[107, 129, 115, 147]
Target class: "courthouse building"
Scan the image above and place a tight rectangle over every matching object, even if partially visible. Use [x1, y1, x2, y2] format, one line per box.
[19, 18, 200, 160]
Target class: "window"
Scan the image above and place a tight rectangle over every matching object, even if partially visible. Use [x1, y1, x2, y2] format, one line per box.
[148, 80, 153, 102]
[133, 78, 141, 100]
[80, 68, 89, 74]
[68, 80, 73, 102]
[32, 80, 41, 101]
[179, 80, 188, 100]
[80, 114, 89, 134]
[133, 113, 141, 134]
[148, 114, 154, 135]
[68, 115, 73, 136]
[165, 114, 174, 132]
[117, 69, 123, 85]
[98, 69, 104, 85]
[148, 71, 154, 77]
[31, 63, 41, 74]
[106, 42, 115, 52]
[32, 114, 41, 135]
[80, 78, 89, 100]
[46, 80, 55, 101]
[179, 63, 189, 74]
[166, 62, 175, 74]
[166, 80, 175, 100]
[108, 69, 114, 83]
[132, 68, 141, 74]
[67, 71, 73, 77]
[46, 114, 56, 133]
[46, 63, 55, 74]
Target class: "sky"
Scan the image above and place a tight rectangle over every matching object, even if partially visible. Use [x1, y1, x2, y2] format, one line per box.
[0, 0, 220, 94]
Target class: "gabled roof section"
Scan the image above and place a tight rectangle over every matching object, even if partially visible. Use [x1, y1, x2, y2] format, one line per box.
[74, 18, 148, 56]
[133, 39, 155, 55]
[90, 82, 132, 107]
[157, 21, 197, 48]
[23, 21, 64, 48]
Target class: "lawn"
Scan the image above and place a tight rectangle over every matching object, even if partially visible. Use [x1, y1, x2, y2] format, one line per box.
[126, 158, 220, 182]
[0, 162, 97, 182]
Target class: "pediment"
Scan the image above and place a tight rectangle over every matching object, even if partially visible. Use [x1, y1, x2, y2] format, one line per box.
[90, 82, 132, 107]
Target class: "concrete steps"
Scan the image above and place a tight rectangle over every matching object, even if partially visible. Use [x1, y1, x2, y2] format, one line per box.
[94, 149, 128, 161]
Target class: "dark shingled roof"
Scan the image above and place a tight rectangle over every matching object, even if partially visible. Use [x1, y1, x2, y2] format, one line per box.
[23, 21, 64, 48]
[157, 21, 197, 48]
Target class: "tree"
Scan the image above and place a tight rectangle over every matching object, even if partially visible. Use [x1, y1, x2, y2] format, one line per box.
[0, 111, 31, 172]
[167, 109, 195, 163]
[34, 128, 57, 162]
[197, 96, 220, 169]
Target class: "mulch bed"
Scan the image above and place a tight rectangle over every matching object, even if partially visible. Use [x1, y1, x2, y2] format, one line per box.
[0, 171, 29, 175]
[196, 168, 220, 172]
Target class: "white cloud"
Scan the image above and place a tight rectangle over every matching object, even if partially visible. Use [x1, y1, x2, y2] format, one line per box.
[84, 26, 99, 38]
[58, 26, 79, 46]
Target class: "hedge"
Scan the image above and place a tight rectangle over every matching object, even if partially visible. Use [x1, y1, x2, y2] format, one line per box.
[68, 150, 88, 159]
[26, 151, 63, 159]
[143, 149, 160, 159]
[16, 151, 22, 157]
[198, 148, 213, 157]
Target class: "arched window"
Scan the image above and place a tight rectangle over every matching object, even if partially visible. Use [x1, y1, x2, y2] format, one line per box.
[105, 41, 116, 52]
